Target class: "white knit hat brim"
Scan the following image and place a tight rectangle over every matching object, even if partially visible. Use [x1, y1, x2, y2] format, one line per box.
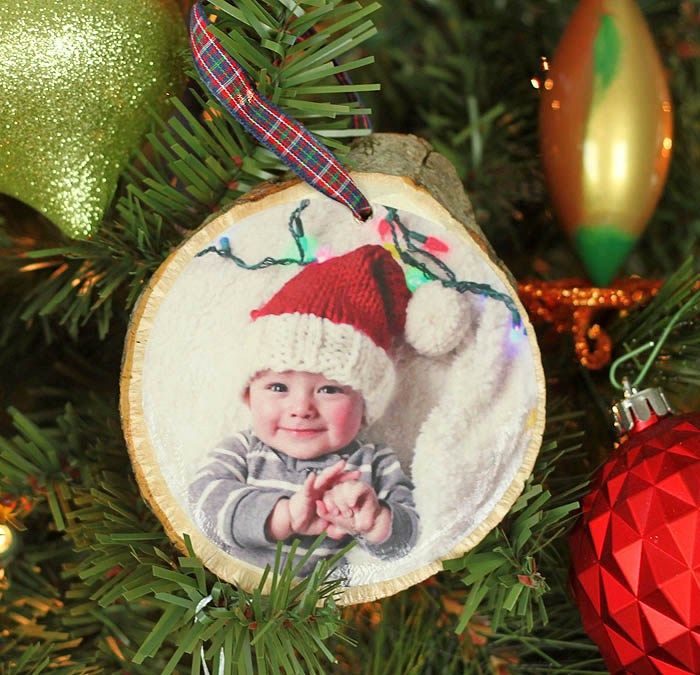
[236, 313, 396, 424]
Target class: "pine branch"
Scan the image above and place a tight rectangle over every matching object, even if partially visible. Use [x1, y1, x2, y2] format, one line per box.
[337, 584, 470, 675]
[369, 0, 699, 279]
[633, 9, 700, 276]
[368, 0, 559, 263]
[6, 226, 168, 341]
[0, 396, 352, 672]
[337, 579, 606, 674]
[334, 404, 603, 673]
[9, 0, 378, 341]
[0, 407, 75, 530]
[610, 258, 700, 397]
[444, 414, 585, 636]
[2, 2, 699, 673]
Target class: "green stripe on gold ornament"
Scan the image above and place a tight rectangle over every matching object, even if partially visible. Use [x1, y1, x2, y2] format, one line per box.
[540, 0, 673, 286]
[574, 226, 636, 286]
[593, 14, 621, 95]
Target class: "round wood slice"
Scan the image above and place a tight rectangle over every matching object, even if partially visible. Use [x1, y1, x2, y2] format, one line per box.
[121, 133, 546, 605]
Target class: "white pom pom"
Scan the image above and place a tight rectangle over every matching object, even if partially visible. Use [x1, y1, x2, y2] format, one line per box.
[405, 281, 470, 356]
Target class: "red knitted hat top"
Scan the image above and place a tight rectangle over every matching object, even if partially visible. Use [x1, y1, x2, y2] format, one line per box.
[250, 245, 411, 350]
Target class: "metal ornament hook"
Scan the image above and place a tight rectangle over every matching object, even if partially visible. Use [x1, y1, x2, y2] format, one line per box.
[611, 383, 674, 435]
[609, 292, 696, 393]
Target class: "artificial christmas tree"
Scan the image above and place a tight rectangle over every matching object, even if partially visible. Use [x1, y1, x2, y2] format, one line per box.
[1, 0, 698, 672]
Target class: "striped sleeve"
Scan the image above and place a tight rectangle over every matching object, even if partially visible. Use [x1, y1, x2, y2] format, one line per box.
[360, 445, 419, 560]
[188, 433, 290, 550]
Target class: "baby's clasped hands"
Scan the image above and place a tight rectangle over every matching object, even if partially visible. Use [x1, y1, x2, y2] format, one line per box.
[266, 458, 392, 545]
[266, 459, 360, 540]
[317, 478, 392, 544]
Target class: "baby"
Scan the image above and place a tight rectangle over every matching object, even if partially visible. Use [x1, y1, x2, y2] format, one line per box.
[189, 245, 420, 576]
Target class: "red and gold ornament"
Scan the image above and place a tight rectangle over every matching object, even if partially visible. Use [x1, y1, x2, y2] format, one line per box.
[570, 384, 700, 674]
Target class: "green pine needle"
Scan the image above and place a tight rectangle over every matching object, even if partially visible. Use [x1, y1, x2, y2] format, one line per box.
[7, 0, 378, 341]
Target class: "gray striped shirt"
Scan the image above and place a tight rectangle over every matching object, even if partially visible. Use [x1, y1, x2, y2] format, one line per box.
[188, 431, 419, 576]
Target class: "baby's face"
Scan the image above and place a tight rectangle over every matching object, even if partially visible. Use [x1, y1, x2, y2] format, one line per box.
[246, 370, 364, 460]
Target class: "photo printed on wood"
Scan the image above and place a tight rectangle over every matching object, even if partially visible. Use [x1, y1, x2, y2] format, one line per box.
[121, 174, 546, 605]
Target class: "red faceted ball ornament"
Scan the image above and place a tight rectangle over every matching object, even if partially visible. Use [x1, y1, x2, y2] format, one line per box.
[570, 409, 700, 674]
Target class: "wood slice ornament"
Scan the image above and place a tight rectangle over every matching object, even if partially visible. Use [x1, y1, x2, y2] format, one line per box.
[120, 134, 546, 604]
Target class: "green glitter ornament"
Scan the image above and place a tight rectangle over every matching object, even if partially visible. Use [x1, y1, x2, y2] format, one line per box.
[0, 0, 188, 238]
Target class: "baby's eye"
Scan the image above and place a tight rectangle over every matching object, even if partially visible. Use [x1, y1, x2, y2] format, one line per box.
[267, 383, 288, 393]
[318, 385, 345, 394]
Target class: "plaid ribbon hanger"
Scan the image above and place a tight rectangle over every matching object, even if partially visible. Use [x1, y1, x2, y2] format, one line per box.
[190, 2, 373, 221]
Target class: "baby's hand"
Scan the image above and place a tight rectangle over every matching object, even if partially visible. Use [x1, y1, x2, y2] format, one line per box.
[317, 481, 391, 544]
[267, 460, 360, 540]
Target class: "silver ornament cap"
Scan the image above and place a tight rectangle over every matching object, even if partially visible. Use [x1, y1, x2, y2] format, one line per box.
[611, 378, 674, 436]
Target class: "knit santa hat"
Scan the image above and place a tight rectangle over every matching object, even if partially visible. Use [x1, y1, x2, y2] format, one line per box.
[237, 244, 470, 423]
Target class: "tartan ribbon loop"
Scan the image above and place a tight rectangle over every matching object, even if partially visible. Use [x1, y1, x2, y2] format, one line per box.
[190, 2, 373, 221]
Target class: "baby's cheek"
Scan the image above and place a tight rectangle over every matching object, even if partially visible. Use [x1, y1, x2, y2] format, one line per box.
[334, 400, 363, 427]
[331, 405, 362, 435]
[330, 404, 350, 424]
